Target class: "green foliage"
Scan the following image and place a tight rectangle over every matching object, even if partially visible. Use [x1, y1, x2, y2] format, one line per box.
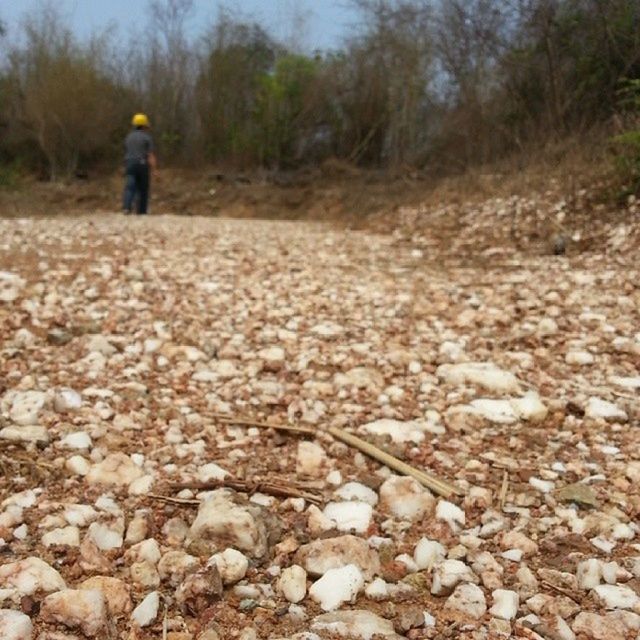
[0, 160, 22, 189]
[610, 79, 640, 198]
[255, 54, 320, 167]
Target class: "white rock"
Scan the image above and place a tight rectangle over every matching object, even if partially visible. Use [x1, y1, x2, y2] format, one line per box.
[436, 500, 465, 532]
[312, 610, 401, 640]
[131, 590, 160, 627]
[54, 388, 83, 412]
[9, 391, 48, 426]
[463, 399, 518, 424]
[79, 576, 132, 616]
[128, 475, 155, 495]
[66, 455, 91, 475]
[529, 476, 555, 493]
[209, 548, 248, 585]
[198, 462, 228, 482]
[309, 565, 364, 611]
[585, 397, 628, 421]
[414, 538, 446, 571]
[577, 559, 602, 589]
[431, 560, 478, 595]
[444, 583, 487, 619]
[0, 557, 66, 595]
[187, 489, 271, 558]
[566, 351, 594, 365]
[0, 609, 33, 640]
[40, 589, 108, 636]
[323, 502, 372, 533]
[296, 535, 380, 580]
[489, 589, 519, 620]
[360, 419, 429, 444]
[0, 425, 49, 444]
[592, 584, 640, 610]
[42, 526, 80, 547]
[126, 539, 161, 565]
[86, 453, 144, 486]
[59, 431, 92, 449]
[278, 565, 307, 603]
[88, 521, 124, 550]
[537, 317, 558, 336]
[379, 476, 435, 521]
[296, 441, 327, 477]
[437, 362, 521, 393]
[365, 577, 389, 600]
[334, 482, 378, 506]
[510, 391, 548, 422]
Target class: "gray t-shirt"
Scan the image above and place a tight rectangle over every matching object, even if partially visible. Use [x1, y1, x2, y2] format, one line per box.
[124, 129, 154, 163]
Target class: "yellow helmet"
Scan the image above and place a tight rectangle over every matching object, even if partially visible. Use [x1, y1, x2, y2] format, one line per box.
[132, 113, 150, 127]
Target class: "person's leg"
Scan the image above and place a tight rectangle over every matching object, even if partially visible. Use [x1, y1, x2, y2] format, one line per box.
[137, 164, 150, 215]
[122, 167, 137, 213]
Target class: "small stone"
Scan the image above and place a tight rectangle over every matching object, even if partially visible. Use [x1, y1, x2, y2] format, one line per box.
[323, 501, 372, 533]
[40, 589, 108, 636]
[444, 583, 487, 619]
[79, 576, 131, 616]
[585, 397, 627, 421]
[309, 565, 364, 611]
[489, 589, 519, 620]
[187, 489, 276, 558]
[312, 610, 402, 639]
[296, 441, 328, 477]
[296, 535, 380, 580]
[592, 584, 640, 610]
[436, 500, 465, 532]
[86, 453, 144, 486]
[0, 609, 33, 640]
[131, 591, 160, 628]
[334, 482, 379, 506]
[175, 565, 223, 614]
[431, 560, 478, 596]
[158, 551, 200, 586]
[556, 483, 599, 507]
[66, 455, 91, 475]
[379, 476, 435, 521]
[208, 548, 248, 585]
[0, 557, 66, 596]
[577, 559, 602, 590]
[42, 527, 80, 548]
[278, 565, 307, 604]
[414, 538, 446, 571]
[87, 521, 124, 550]
[9, 391, 48, 426]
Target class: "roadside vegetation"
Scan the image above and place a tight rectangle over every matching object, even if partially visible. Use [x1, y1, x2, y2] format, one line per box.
[0, 0, 639, 202]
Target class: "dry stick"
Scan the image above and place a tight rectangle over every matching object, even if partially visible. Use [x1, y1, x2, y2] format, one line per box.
[170, 478, 323, 505]
[212, 414, 461, 498]
[499, 470, 509, 509]
[148, 494, 200, 507]
[327, 427, 461, 498]
[212, 413, 315, 437]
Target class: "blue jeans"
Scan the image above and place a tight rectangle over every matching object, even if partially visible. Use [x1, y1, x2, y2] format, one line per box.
[122, 161, 150, 214]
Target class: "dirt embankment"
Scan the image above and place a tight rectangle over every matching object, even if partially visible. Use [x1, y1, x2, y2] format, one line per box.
[1, 158, 638, 259]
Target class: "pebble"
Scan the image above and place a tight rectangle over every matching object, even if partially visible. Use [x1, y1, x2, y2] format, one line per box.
[309, 565, 364, 611]
[131, 591, 160, 627]
[40, 589, 108, 636]
[278, 565, 307, 603]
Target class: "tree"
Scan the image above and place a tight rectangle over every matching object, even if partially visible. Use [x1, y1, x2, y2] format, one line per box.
[7, 7, 126, 179]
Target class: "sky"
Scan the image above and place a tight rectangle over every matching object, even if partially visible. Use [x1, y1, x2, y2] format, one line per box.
[1, 0, 358, 51]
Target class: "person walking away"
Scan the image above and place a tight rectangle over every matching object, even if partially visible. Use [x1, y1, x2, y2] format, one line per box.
[122, 113, 157, 215]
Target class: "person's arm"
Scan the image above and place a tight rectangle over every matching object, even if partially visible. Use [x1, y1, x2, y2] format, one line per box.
[148, 152, 157, 172]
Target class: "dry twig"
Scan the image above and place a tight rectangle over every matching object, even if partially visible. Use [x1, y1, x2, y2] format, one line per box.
[170, 477, 323, 505]
[499, 469, 509, 509]
[210, 414, 461, 498]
